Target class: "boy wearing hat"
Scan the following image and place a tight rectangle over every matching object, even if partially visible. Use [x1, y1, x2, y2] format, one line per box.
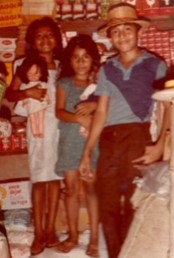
[79, 2, 167, 258]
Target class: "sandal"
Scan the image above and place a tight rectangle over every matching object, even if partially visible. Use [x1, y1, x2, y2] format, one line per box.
[86, 244, 99, 257]
[46, 235, 60, 248]
[56, 239, 78, 253]
[31, 239, 45, 255]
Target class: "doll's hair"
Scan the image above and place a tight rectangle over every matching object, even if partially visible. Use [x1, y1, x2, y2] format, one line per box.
[59, 34, 100, 79]
[16, 55, 48, 84]
[25, 17, 63, 60]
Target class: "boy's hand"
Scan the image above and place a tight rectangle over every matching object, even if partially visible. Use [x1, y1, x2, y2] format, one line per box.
[80, 169, 96, 183]
[132, 144, 163, 165]
[78, 154, 93, 182]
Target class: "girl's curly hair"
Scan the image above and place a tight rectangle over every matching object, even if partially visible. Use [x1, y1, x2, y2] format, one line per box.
[25, 17, 62, 60]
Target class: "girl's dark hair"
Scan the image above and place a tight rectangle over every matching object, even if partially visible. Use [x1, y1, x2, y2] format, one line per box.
[16, 55, 48, 84]
[25, 17, 62, 60]
[59, 34, 100, 79]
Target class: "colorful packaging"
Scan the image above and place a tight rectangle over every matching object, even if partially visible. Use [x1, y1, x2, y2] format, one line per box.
[73, 0, 85, 20]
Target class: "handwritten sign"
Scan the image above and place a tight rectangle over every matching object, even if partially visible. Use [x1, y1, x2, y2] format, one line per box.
[0, 180, 31, 210]
[0, 0, 22, 27]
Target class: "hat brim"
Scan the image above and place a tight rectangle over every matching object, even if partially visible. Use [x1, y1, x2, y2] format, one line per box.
[98, 18, 150, 37]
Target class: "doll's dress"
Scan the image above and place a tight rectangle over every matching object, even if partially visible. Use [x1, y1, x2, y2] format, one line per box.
[14, 81, 50, 117]
[55, 78, 98, 177]
[78, 83, 97, 137]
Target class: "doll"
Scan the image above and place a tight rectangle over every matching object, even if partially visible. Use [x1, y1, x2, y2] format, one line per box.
[14, 56, 50, 138]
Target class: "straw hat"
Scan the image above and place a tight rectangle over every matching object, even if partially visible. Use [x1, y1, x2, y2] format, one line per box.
[98, 3, 150, 37]
[152, 80, 174, 101]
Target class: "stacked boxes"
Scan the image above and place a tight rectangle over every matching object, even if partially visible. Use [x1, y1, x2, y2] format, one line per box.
[122, 0, 174, 16]
[0, 38, 17, 63]
[140, 26, 172, 66]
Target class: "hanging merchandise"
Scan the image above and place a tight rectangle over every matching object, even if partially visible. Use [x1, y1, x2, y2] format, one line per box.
[159, 0, 174, 15]
[86, 0, 100, 20]
[0, 0, 22, 28]
[121, 0, 143, 14]
[0, 63, 8, 109]
[61, 0, 73, 20]
[100, 0, 110, 19]
[72, 0, 85, 20]
[22, 0, 56, 24]
[142, 0, 160, 15]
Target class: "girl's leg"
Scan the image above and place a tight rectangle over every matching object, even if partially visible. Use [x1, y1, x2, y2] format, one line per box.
[45, 180, 61, 247]
[57, 170, 79, 252]
[31, 182, 46, 255]
[84, 176, 99, 257]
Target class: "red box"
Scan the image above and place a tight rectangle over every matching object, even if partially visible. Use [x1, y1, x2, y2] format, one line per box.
[121, 0, 144, 14]
[142, 0, 160, 15]
[159, 0, 174, 15]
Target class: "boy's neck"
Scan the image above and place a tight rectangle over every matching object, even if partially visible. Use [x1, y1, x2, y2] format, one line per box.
[120, 48, 142, 68]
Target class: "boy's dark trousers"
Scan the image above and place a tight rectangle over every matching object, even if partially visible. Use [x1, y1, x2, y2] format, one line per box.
[96, 122, 151, 258]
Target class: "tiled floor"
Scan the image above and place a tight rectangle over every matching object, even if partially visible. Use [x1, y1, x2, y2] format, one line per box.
[32, 227, 108, 258]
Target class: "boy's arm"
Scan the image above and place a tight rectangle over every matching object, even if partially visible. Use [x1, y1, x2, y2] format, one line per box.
[133, 101, 171, 164]
[78, 95, 109, 175]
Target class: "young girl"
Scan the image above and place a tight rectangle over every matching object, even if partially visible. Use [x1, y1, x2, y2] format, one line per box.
[55, 34, 100, 257]
[6, 17, 63, 255]
[14, 55, 50, 138]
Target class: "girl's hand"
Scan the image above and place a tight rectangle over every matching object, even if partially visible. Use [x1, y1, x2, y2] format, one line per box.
[26, 84, 47, 101]
[132, 144, 163, 165]
[76, 102, 97, 116]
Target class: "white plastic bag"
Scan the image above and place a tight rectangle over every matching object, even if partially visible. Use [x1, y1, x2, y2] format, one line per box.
[133, 161, 170, 198]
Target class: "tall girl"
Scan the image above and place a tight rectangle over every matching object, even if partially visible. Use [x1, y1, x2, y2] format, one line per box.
[6, 17, 63, 255]
[55, 34, 100, 257]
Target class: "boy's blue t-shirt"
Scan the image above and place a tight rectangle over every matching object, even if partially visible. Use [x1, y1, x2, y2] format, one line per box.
[95, 49, 167, 127]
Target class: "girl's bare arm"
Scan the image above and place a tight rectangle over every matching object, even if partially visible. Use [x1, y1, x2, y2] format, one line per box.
[78, 96, 109, 175]
[6, 74, 46, 102]
[56, 85, 92, 128]
[133, 101, 171, 164]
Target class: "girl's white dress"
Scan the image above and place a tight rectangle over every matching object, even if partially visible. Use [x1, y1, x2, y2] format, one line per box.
[14, 58, 62, 183]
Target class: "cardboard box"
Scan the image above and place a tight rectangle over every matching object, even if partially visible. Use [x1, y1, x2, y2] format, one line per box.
[0, 178, 31, 210]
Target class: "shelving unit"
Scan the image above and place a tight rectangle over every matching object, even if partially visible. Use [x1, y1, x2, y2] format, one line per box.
[59, 15, 174, 34]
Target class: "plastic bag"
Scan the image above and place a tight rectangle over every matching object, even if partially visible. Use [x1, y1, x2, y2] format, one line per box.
[133, 161, 170, 198]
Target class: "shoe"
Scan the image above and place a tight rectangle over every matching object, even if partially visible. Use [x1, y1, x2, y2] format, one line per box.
[31, 239, 45, 255]
[86, 243, 99, 257]
[56, 239, 78, 253]
[46, 239, 60, 248]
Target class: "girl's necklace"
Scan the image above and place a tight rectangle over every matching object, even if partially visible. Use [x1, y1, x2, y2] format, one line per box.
[146, 0, 156, 7]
